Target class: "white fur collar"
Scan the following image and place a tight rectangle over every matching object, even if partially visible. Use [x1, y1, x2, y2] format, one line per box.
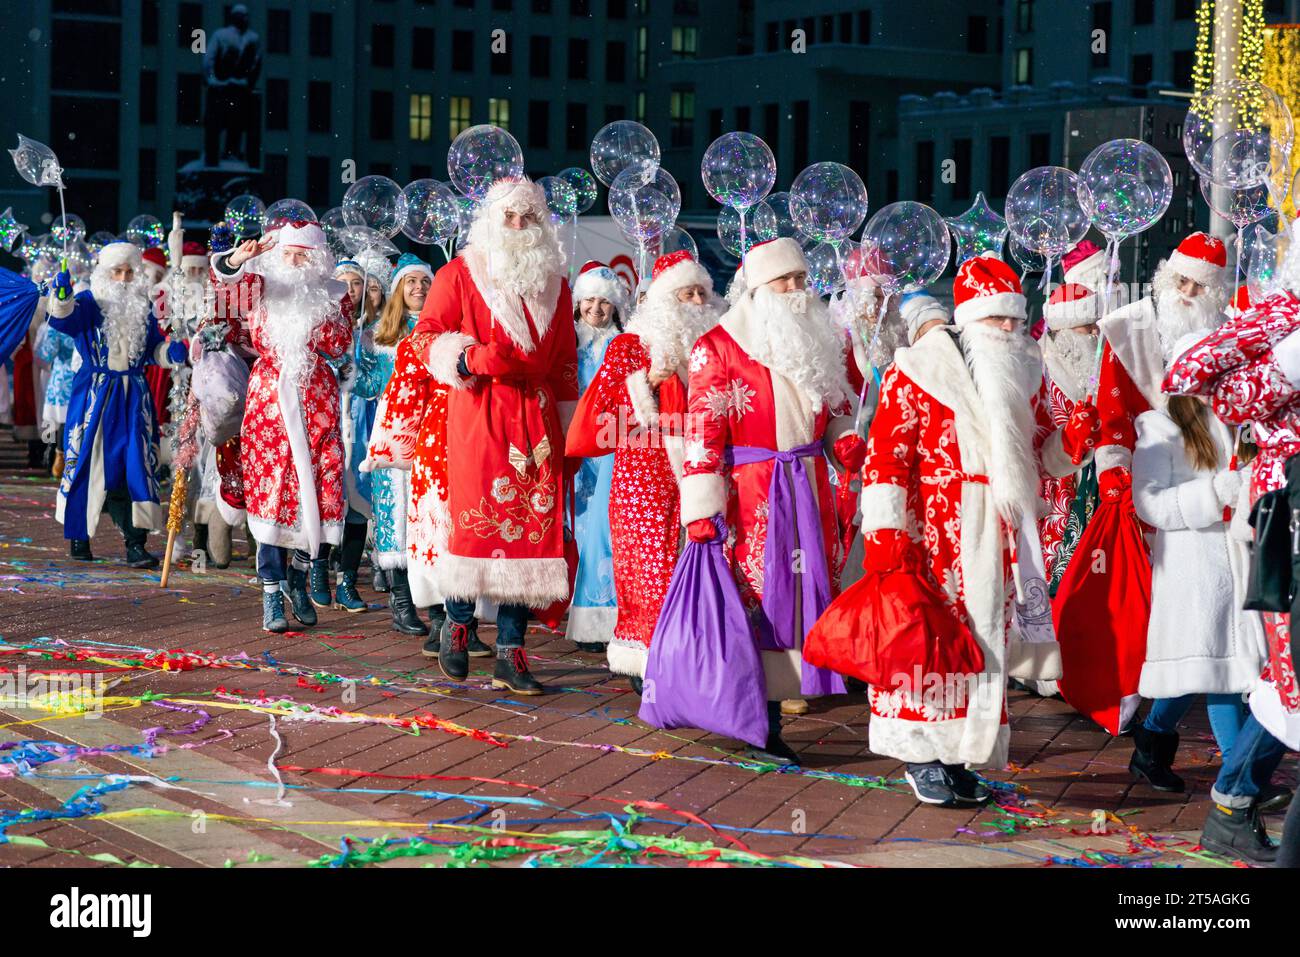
[461, 248, 562, 354]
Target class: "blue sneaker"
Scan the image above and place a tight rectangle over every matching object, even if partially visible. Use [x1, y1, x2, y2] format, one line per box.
[286, 566, 317, 627]
[262, 589, 289, 633]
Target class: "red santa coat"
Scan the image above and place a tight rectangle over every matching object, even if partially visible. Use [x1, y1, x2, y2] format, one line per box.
[1164, 292, 1300, 749]
[362, 331, 452, 609]
[414, 253, 578, 608]
[680, 302, 855, 701]
[1039, 372, 1080, 580]
[860, 329, 1076, 767]
[218, 259, 352, 553]
[566, 332, 688, 677]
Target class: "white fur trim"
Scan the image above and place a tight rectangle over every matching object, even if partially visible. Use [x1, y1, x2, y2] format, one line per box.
[607, 637, 648, 678]
[211, 249, 249, 282]
[662, 434, 686, 482]
[743, 237, 806, 289]
[953, 291, 1028, 326]
[573, 268, 630, 316]
[859, 483, 908, 532]
[1272, 329, 1300, 387]
[98, 242, 142, 270]
[1099, 297, 1171, 410]
[1063, 248, 1107, 291]
[1167, 250, 1225, 290]
[1095, 443, 1132, 474]
[566, 605, 616, 645]
[679, 472, 727, 525]
[409, 559, 444, 608]
[181, 254, 209, 272]
[868, 711, 1010, 770]
[625, 369, 658, 429]
[1248, 675, 1300, 751]
[1006, 636, 1062, 682]
[423, 331, 477, 389]
[461, 247, 562, 354]
[436, 553, 570, 606]
[373, 549, 408, 571]
[647, 258, 713, 304]
[46, 291, 75, 319]
[1040, 428, 1085, 479]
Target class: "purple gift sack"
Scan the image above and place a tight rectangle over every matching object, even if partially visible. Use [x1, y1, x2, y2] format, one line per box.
[638, 519, 769, 748]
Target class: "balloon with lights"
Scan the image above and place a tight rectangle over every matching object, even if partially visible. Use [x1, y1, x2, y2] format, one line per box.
[608, 162, 680, 279]
[400, 179, 460, 261]
[944, 191, 1008, 264]
[702, 131, 777, 279]
[589, 120, 660, 189]
[717, 201, 777, 259]
[448, 124, 525, 201]
[125, 213, 165, 248]
[225, 194, 266, 239]
[342, 175, 409, 239]
[263, 199, 316, 232]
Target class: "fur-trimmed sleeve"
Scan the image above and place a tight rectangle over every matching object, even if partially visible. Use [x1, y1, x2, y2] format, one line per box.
[859, 364, 919, 533]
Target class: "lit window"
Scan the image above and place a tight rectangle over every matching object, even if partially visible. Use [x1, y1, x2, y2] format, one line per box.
[449, 95, 472, 139]
[489, 97, 511, 130]
[410, 93, 432, 141]
[671, 26, 698, 60]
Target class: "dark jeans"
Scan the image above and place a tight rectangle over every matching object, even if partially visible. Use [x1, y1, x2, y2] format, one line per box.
[1211, 714, 1288, 808]
[103, 488, 146, 548]
[447, 599, 528, 648]
[257, 545, 311, 585]
[336, 517, 367, 574]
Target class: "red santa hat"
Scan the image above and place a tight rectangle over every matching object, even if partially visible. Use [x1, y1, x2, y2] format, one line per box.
[275, 220, 327, 250]
[1226, 283, 1251, 318]
[1166, 231, 1227, 289]
[141, 247, 167, 270]
[646, 249, 712, 304]
[572, 260, 631, 317]
[1043, 282, 1099, 331]
[181, 240, 209, 272]
[743, 237, 807, 289]
[1062, 239, 1106, 292]
[952, 254, 1027, 325]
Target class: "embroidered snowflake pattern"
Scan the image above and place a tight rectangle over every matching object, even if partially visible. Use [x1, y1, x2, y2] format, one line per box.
[683, 438, 712, 468]
[689, 345, 709, 374]
[702, 378, 757, 420]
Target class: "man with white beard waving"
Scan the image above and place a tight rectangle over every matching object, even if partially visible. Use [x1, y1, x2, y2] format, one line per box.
[46, 242, 188, 566]
[212, 222, 353, 633]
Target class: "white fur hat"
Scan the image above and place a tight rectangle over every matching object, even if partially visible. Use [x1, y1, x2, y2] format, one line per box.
[1044, 282, 1099, 331]
[481, 177, 547, 219]
[899, 290, 950, 343]
[276, 221, 327, 249]
[743, 237, 807, 289]
[98, 241, 142, 271]
[647, 250, 713, 304]
[572, 261, 630, 317]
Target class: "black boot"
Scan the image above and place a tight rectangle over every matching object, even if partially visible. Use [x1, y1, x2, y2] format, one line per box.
[308, 558, 333, 609]
[286, 564, 317, 627]
[70, 539, 94, 561]
[945, 764, 993, 805]
[438, 618, 471, 681]
[422, 605, 446, 656]
[388, 568, 429, 636]
[746, 702, 800, 766]
[629, 675, 644, 696]
[372, 566, 390, 593]
[492, 646, 544, 696]
[125, 541, 160, 570]
[1129, 724, 1185, 792]
[1201, 802, 1278, 864]
[465, 619, 493, 657]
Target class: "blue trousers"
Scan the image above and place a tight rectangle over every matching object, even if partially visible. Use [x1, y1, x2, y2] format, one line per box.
[447, 599, 528, 648]
[1211, 714, 1288, 808]
[1144, 694, 1247, 752]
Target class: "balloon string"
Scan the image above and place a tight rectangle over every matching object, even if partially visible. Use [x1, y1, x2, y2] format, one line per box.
[1085, 236, 1122, 401]
[1235, 225, 1245, 301]
[57, 184, 69, 260]
[738, 205, 749, 287]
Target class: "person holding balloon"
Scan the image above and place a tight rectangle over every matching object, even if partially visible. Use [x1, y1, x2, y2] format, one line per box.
[414, 177, 578, 696]
[807, 254, 1101, 806]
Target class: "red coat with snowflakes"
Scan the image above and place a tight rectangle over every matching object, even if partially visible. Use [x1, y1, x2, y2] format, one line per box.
[680, 302, 856, 701]
[414, 253, 578, 608]
[1164, 291, 1300, 748]
[218, 259, 353, 553]
[566, 332, 688, 677]
[859, 329, 1077, 767]
[363, 330, 451, 608]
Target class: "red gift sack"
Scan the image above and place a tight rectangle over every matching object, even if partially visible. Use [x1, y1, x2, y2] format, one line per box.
[804, 564, 984, 690]
[1052, 494, 1152, 736]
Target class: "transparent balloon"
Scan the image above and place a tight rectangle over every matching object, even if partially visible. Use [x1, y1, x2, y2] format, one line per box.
[320, 206, 348, 255]
[1200, 176, 1277, 230]
[15, 232, 40, 261]
[944, 191, 1008, 264]
[609, 164, 680, 244]
[1005, 167, 1089, 258]
[64, 239, 93, 279]
[338, 225, 399, 259]
[448, 124, 525, 201]
[51, 213, 86, 245]
[264, 198, 316, 232]
[456, 197, 479, 247]
[342, 175, 409, 238]
[589, 120, 660, 188]
[806, 242, 846, 297]
[224, 194, 266, 238]
[8, 134, 64, 189]
[702, 132, 776, 210]
[556, 167, 598, 214]
[764, 192, 798, 238]
[401, 179, 460, 245]
[125, 214, 165, 248]
[1077, 139, 1172, 241]
[717, 202, 778, 258]
[538, 175, 579, 224]
[860, 202, 951, 293]
[789, 162, 868, 244]
[1247, 221, 1290, 302]
[1009, 237, 1048, 275]
[1184, 80, 1295, 189]
[658, 225, 699, 261]
[86, 230, 116, 256]
[0, 207, 25, 253]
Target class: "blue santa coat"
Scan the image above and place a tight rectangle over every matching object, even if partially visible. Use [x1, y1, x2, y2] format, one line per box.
[50, 291, 166, 541]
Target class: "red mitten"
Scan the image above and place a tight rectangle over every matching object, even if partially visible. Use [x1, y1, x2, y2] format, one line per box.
[1099, 467, 1131, 503]
[833, 433, 868, 474]
[1062, 401, 1101, 465]
[861, 528, 923, 574]
[687, 517, 720, 543]
[464, 340, 517, 377]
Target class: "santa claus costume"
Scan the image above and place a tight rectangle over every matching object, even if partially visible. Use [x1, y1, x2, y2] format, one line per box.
[679, 238, 864, 763]
[842, 255, 1098, 805]
[1053, 231, 1228, 736]
[566, 251, 722, 684]
[45, 242, 188, 566]
[212, 222, 353, 633]
[413, 178, 578, 695]
[1038, 281, 1102, 590]
[565, 261, 630, 653]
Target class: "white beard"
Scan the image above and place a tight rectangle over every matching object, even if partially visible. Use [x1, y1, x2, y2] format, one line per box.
[468, 215, 564, 301]
[1040, 329, 1098, 401]
[627, 295, 722, 374]
[257, 254, 340, 391]
[749, 286, 852, 412]
[1154, 287, 1221, 362]
[958, 322, 1045, 528]
[90, 267, 152, 365]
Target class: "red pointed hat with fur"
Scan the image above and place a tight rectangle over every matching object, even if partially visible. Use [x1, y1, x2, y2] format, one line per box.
[952, 254, 1027, 325]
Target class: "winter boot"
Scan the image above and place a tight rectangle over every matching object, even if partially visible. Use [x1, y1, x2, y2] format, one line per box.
[372, 565, 391, 593]
[1200, 802, 1278, 864]
[335, 571, 367, 613]
[438, 618, 471, 681]
[422, 605, 447, 656]
[207, 513, 234, 568]
[388, 568, 430, 636]
[746, 702, 800, 766]
[946, 764, 993, 806]
[905, 762, 960, 807]
[1129, 724, 1185, 792]
[262, 587, 290, 634]
[51, 449, 65, 480]
[308, 558, 333, 609]
[70, 539, 94, 561]
[492, 646, 544, 696]
[286, 565, 317, 627]
[629, 675, 644, 696]
[465, 619, 493, 657]
[1258, 782, 1294, 814]
[575, 641, 605, 653]
[125, 542, 160, 570]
